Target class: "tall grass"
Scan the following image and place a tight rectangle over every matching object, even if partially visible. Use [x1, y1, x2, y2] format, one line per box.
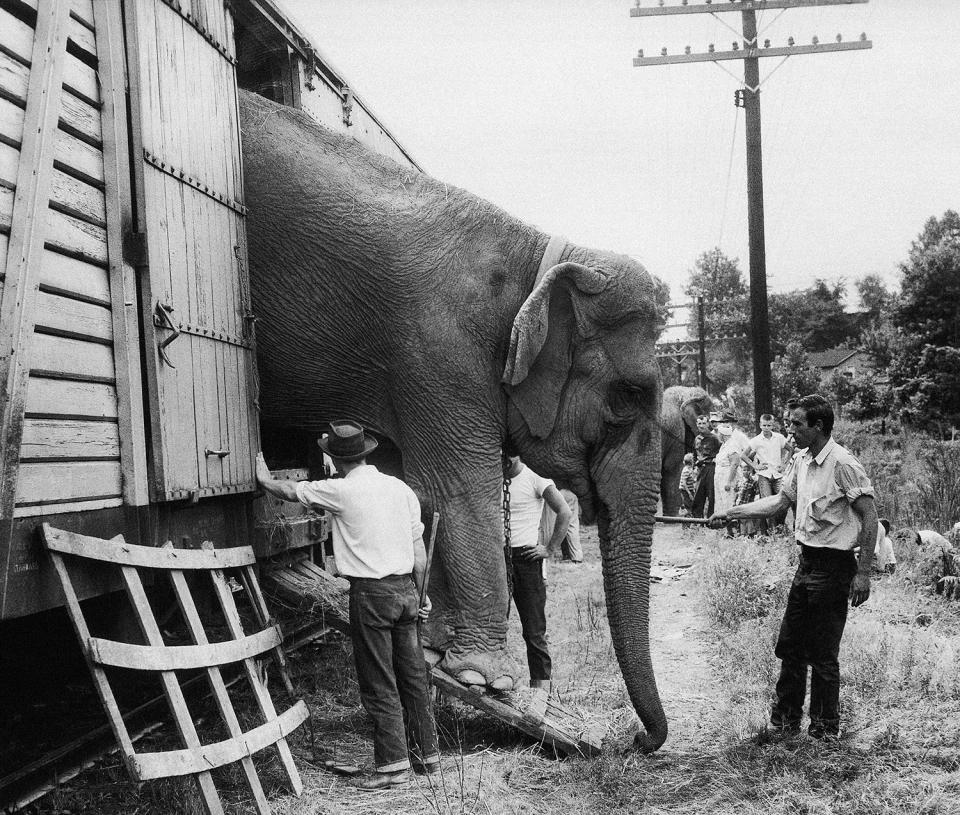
[834, 418, 960, 531]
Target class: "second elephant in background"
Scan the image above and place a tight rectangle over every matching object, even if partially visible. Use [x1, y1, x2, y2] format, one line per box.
[660, 386, 715, 515]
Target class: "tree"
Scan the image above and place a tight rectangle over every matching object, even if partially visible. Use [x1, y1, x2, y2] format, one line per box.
[767, 279, 858, 355]
[684, 248, 750, 391]
[893, 210, 960, 347]
[771, 341, 821, 411]
[855, 273, 894, 318]
[684, 247, 747, 333]
[893, 345, 960, 433]
[888, 212, 960, 430]
[649, 273, 672, 337]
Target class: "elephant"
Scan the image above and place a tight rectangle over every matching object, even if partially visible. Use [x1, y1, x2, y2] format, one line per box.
[239, 90, 668, 752]
[660, 386, 714, 516]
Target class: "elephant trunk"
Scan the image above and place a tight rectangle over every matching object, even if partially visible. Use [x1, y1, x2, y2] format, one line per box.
[592, 429, 668, 753]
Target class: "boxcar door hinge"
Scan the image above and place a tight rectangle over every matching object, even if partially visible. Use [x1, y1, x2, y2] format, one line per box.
[123, 231, 149, 267]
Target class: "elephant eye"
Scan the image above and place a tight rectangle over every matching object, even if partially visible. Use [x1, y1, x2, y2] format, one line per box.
[604, 379, 649, 426]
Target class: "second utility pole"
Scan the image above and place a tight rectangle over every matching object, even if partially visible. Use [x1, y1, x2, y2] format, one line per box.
[632, 0, 872, 421]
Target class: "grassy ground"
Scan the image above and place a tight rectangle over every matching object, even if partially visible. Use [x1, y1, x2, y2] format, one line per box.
[31, 519, 960, 814]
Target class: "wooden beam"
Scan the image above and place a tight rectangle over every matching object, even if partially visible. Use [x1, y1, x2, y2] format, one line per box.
[634, 39, 871, 66]
[0, 0, 72, 520]
[42, 524, 257, 569]
[87, 625, 282, 670]
[93, 0, 150, 507]
[631, 0, 868, 17]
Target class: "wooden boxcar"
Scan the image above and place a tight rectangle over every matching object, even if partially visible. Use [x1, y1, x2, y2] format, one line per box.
[0, 0, 419, 621]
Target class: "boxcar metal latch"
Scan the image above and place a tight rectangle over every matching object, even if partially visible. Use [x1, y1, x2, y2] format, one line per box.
[153, 300, 180, 368]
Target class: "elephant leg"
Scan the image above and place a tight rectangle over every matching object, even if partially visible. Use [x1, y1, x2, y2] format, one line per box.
[403, 452, 519, 690]
[660, 460, 681, 516]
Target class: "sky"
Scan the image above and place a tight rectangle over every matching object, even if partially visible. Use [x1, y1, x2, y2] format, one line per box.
[281, 0, 960, 308]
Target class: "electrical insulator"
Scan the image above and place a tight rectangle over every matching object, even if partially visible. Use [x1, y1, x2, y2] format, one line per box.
[637, 49, 644, 58]
[732, 41, 738, 50]
[661, 47, 668, 56]
[836, 33, 842, 42]
[787, 36, 795, 46]
[812, 35, 819, 45]
[764, 39, 770, 48]
[860, 32, 867, 41]
[685, 45, 691, 54]
[708, 43, 715, 53]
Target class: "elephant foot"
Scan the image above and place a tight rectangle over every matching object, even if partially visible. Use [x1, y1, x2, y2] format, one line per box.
[440, 647, 518, 692]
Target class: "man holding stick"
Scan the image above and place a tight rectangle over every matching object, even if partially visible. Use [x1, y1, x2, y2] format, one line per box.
[708, 394, 879, 740]
[256, 420, 439, 789]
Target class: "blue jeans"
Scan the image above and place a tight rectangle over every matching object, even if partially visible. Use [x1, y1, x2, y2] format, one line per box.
[509, 555, 551, 681]
[771, 546, 857, 735]
[349, 575, 439, 772]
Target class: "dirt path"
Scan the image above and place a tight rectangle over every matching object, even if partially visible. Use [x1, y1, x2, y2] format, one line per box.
[519, 523, 726, 752]
[646, 525, 727, 750]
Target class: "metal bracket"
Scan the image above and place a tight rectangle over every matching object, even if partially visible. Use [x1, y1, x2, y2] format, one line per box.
[204, 448, 231, 458]
[123, 231, 149, 267]
[153, 300, 180, 368]
[341, 87, 354, 127]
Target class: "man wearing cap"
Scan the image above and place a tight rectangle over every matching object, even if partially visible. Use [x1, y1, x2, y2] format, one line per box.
[255, 421, 439, 790]
[708, 394, 879, 740]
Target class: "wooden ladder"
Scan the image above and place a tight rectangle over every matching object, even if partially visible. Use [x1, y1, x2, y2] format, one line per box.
[42, 524, 309, 815]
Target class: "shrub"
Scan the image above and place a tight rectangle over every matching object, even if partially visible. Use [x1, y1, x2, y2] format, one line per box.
[697, 539, 789, 630]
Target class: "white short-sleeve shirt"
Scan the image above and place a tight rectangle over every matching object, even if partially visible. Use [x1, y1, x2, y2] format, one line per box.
[781, 438, 875, 551]
[749, 432, 787, 471]
[295, 464, 424, 579]
[506, 464, 554, 549]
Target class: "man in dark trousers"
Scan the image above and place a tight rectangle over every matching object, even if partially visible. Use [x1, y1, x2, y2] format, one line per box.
[503, 454, 572, 692]
[709, 394, 879, 740]
[256, 421, 439, 789]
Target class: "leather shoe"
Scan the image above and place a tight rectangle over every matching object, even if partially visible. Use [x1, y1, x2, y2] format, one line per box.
[411, 760, 441, 776]
[356, 770, 411, 791]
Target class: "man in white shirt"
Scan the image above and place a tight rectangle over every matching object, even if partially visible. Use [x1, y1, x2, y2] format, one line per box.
[256, 421, 438, 790]
[709, 394, 878, 740]
[504, 455, 572, 690]
[742, 413, 789, 532]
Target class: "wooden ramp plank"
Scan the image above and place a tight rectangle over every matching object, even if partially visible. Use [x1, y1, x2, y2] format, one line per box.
[261, 559, 602, 758]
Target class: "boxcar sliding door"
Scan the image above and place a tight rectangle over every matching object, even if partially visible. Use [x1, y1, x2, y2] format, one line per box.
[126, 0, 259, 502]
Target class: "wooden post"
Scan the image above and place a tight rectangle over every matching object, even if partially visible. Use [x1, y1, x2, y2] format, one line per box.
[0, 0, 71, 519]
[697, 297, 707, 389]
[741, 9, 773, 422]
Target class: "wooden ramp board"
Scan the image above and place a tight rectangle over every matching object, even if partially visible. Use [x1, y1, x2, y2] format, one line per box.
[263, 558, 602, 758]
[429, 670, 603, 758]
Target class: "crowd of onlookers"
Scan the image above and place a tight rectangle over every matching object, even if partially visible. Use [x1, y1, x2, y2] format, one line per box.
[678, 408, 901, 573]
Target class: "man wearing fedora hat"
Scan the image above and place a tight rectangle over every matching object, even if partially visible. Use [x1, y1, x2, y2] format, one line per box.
[256, 420, 439, 790]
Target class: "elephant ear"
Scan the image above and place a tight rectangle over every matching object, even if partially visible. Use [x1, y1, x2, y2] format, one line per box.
[502, 262, 609, 439]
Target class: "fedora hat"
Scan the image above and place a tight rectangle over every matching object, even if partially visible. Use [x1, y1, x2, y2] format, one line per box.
[317, 420, 378, 461]
[720, 411, 740, 424]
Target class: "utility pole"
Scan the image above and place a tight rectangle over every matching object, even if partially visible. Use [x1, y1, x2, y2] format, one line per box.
[631, 0, 872, 422]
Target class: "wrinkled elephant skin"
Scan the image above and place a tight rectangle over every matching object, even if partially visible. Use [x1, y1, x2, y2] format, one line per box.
[660, 386, 713, 515]
[240, 91, 668, 751]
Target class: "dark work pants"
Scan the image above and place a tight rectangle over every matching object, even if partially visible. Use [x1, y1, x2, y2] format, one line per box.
[349, 575, 440, 773]
[691, 462, 715, 518]
[509, 555, 551, 681]
[771, 546, 857, 735]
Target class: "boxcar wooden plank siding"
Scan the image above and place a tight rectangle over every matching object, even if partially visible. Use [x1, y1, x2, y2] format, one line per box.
[0, 33, 99, 106]
[46, 208, 107, 264]
[15, 460, 121, 506]
[0, 184, 12, 229]
[0, 141, 20, 186]
[21, 418, 120, 459]
[34, 290, 113, 343]
[0, 97, 25, 152]
[14, 0, 99, 58]
[54, 127, 104, 184]
[38, 250, 111, 306]
[25, 377, 118, 419]
[31, 333, 115, 381]
[50, 166, 107, 225]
